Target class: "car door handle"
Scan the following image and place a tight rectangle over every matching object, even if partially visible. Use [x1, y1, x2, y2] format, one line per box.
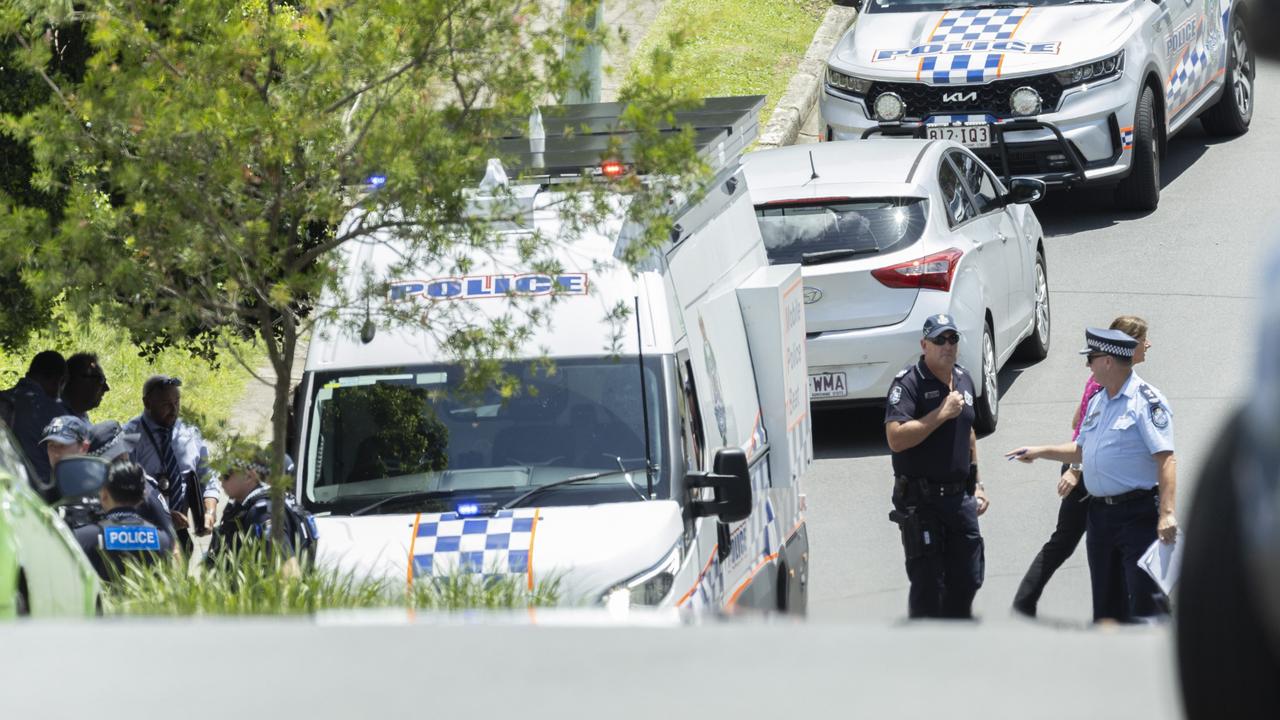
[997, 232, 1009, 243]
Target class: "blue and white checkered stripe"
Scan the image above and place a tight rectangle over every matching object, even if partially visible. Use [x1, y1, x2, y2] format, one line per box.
[1166, 9, 1229, 115]
[1089, 340, 1134, 357]
[920, 8, 1030, 85]
[411, 508, 539, 576]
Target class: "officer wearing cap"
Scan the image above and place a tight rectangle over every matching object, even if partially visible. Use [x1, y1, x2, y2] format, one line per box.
[207, 448, 313, 564]
[1007, 327, 1178, 622]
[72, 459, 174, 581]
[885, 314, 990, 619]
[40, 415, 92, 469]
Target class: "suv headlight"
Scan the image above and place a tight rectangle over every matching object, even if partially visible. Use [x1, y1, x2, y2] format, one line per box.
[1053, 50, 1125, 87]
[826, 66, 872, 95]
[601, 541, 683, 610]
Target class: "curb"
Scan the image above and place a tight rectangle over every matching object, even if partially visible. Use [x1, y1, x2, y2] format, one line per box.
[756, 6, 857, 149]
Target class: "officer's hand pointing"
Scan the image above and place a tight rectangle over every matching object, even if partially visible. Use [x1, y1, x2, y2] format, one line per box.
[1158, 512, 1178, 544]
[938, 391, 964, 421]
[1005, 447, 1037, 463]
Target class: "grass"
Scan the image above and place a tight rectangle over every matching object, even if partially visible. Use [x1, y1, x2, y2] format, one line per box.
[626, 0, 828, 123]
[105, 544, 561, 616]
[0, 303, 262, 436]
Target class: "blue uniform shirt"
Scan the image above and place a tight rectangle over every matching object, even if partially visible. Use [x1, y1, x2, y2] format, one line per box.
[1076, 371, 1175, 497]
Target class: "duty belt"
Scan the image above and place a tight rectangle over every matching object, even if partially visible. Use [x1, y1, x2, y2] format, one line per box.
[1092, 487, 1158, 506]
[897, 476, 966, 498]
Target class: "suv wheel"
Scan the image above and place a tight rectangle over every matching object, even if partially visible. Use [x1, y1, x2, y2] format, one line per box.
[975, 321, 999, 434]
[1201, 12, 1254, 136]
[1115, 86, 1160, 212]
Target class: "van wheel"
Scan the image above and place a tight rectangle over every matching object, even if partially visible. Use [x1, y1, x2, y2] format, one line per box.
[975, 321, 999, 434]
[1200, 12, 1253, 137]
[776, 560, 789, 614]
[1015, 250, 1050, 361]
[1115, 86, 1160, 212]
[16, 574, 30, 617]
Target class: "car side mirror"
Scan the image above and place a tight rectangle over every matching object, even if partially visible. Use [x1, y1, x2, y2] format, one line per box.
[53, 456, 110, 504]
[687, 448, 752, 523]
[1004, 177, 1047, 205]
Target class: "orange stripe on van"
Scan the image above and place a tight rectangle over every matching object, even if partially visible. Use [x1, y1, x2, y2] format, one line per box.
[406, 512, 422, 589]
[526, 509, 541, 592]
[675, 546, 719, 607]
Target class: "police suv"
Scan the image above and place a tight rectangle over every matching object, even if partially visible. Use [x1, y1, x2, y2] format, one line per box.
[291, 98, 813, 613]
[824, 0, 1255, 209]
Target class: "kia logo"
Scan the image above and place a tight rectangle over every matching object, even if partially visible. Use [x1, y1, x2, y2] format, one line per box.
[942, 91, 978, 103]
[803, 287, 823, 304]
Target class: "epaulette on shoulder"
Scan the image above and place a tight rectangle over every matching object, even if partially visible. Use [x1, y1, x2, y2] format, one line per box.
[894, 367, 910, 380]
[1138, 384, 1161, 406]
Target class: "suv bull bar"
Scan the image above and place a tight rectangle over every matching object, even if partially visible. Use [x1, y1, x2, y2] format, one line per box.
[861, 118, 1093, 186]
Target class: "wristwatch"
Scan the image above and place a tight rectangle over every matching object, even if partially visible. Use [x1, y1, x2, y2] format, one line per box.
[1069, 463, 1083, 472]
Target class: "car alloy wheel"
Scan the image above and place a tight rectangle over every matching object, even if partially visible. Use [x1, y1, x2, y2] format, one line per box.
[983, 328, 998, 421]
[1232, 25, 1254, 118]
[1034, 262, 1050, 347]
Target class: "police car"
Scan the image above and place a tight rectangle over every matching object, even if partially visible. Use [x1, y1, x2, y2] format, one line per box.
[0, 424, 100, 618]
[291, 98, 813, 613]
[824, 0, 1255, 209]
[744, 139, 1048, 432]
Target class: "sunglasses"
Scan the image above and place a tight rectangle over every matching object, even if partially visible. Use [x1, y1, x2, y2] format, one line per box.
[1085, 353, 1107, 365]
[928, 333, 960, 346]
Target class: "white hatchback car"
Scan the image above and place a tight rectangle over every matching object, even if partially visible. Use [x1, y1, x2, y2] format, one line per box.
[743, 139, 1049, 432]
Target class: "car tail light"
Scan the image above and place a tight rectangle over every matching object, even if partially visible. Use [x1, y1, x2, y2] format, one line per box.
[871, 248, 963, 292]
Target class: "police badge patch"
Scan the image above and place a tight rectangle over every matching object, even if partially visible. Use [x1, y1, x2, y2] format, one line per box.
[889, 386, 903, 405]
[1151, 405, 1170, 429]
[963, 390, 973, 406]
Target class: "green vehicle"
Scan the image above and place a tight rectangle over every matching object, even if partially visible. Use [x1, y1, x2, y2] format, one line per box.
[0, 423, 101, 618]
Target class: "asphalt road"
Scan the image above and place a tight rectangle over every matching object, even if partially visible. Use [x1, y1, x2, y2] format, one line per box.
[802, 60, 1280, 626]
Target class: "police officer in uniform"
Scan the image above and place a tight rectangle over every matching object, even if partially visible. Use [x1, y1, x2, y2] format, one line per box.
[886, 314, 990, 619]
[1007, 327, 1178, 622]
[73, 460, 174, 581]
[207, 452, 310, 564]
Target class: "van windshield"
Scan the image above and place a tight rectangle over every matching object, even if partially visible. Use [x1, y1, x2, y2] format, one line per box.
[754, 197, 927, 265]
[303, 357, 668, 514]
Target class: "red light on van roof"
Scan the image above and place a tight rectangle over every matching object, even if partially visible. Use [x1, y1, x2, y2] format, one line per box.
[600, 160, 626, 178]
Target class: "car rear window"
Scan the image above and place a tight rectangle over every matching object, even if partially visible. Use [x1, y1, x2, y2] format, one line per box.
[754, 197, 927, 265]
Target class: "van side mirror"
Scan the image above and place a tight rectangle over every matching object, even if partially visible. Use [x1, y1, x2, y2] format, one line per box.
[1004, 177, 1046, 205]
[687, 448, 752, 523]
[53, 456, 110, 503]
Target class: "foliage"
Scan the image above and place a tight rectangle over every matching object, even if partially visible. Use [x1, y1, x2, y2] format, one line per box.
[628, 0, 826, 123]
[1, 0, 709, 541]
[104, 541, 560, 615]
[0, 301, 260, 431]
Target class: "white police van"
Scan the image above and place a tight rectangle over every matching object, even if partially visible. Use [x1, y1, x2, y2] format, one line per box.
[823, 0, 1254, 210]
[291, 98, 813, 613]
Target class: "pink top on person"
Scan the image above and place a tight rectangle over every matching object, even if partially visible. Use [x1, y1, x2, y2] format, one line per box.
[1072, 376, 1104, 441]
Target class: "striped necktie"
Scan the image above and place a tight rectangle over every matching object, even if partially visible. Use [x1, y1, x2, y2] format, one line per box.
[157, 427, 181, 482]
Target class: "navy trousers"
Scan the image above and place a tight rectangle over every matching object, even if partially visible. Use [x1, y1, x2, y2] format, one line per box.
[900, 494, 985, 619]
[1085, 494, 1164, 622]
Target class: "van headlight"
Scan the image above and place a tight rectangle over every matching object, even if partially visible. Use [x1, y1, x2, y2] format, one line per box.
[601, 542, 683, 609]
[826, 66, 873, 96]
[1053, 50, 1125, 87]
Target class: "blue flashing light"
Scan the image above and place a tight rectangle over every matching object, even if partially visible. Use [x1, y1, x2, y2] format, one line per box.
[456, 502, 481, 517]
[366, 174, 388, 188]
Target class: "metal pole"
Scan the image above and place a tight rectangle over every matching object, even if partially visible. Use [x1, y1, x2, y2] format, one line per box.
[563, 0, 603, 104]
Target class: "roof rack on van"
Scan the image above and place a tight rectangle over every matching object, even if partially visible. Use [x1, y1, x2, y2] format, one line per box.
[489, 95, 766, 184]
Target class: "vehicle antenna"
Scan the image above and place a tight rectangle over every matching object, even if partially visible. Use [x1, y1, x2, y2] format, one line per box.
[808, 150, 819, 181]
[635, 295, 655, 499]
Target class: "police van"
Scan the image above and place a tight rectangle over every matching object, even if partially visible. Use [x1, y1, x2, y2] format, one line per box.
[291, 97, 813, 613]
